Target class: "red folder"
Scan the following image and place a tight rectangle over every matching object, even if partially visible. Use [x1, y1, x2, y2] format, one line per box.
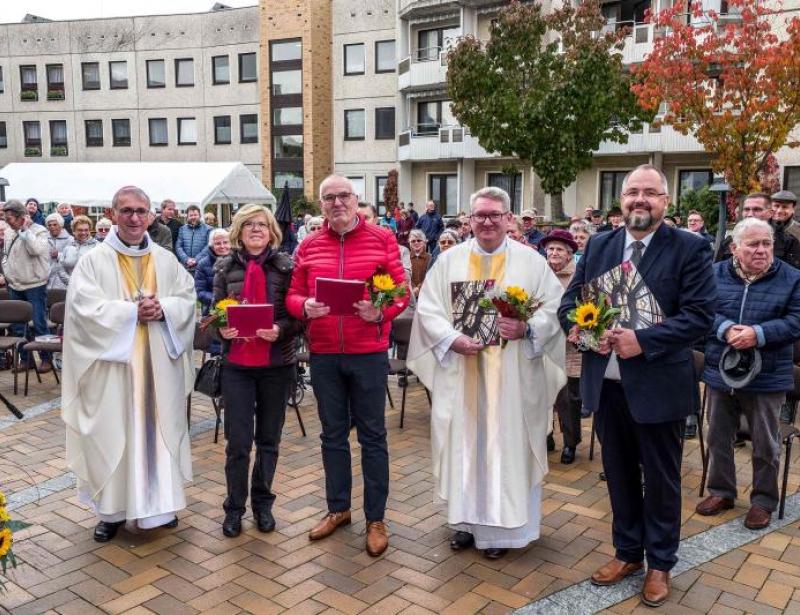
[315, 277, 366, 316]
[226, 304, 274, 338]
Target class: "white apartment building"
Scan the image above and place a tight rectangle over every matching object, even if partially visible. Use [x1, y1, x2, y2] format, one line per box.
[0, 6, 262, 179]
[332, 0, 800, 218]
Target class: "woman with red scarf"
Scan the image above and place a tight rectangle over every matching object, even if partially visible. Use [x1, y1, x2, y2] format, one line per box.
[214, 204, 301, 538]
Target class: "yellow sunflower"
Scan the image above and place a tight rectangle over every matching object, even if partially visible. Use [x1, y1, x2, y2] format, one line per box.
[372, 274, 396, 293]
[0, 527, 12, 557]
[506, 286, 528, 303]
[0, 507, 9, 523]
[575, 303, 600, 329]
[215, 297, 240, 311]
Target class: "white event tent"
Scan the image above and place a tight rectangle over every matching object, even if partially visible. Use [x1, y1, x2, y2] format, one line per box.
[0, 162, 275, 213]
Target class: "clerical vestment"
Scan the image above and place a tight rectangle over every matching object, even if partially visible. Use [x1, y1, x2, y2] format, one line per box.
[408, 238, 565, 548]
[62, 227, 196, 529]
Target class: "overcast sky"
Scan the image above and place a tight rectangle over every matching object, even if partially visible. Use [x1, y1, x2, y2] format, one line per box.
[0, 0, 256, 25]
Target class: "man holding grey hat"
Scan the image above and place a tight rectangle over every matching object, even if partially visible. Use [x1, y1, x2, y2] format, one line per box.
[698, 217, 800, 530]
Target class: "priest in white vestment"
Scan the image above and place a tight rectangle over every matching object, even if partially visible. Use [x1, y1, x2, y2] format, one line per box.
[62, 185, 196, 543]
[408, 186, 566, 559]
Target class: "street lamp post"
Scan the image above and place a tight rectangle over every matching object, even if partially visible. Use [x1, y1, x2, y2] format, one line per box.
[709, 174, 730, 261]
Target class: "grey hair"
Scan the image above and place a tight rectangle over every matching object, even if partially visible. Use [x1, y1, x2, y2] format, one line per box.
[569, 220, 595, 235]
[621, 164, 669, 195]
[731, 217, 774, 246]
[306, 216, 324, 231]
[318, 175, 355, 199]
[409, 229, 426, 243]
[95, 217, 112, 229]
[469, 186, 511, 212]
[207, 227, 230, 246]
[438, 229, 460, 244]
[45, 213, 64, 227]
[112, 185, 152, 211]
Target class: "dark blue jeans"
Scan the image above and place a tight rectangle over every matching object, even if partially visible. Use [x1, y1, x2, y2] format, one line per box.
[310, 352, 390, 522]
[8, 284, 51, 363]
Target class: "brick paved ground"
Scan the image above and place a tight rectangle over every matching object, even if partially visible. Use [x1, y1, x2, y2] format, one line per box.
[2, 361, 800, 614]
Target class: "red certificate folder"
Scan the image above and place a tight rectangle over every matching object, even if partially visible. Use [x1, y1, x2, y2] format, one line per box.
[226, 304, 274, 338]
[315, 277, 366, 316]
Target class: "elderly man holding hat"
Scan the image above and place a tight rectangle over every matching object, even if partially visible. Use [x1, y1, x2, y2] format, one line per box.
[698, 217, 800, 530]
[541, 229, 584, 464]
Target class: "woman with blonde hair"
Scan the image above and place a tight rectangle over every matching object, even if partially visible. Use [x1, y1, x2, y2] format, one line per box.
[213, 204, 302, 538]
[60, 215, 99, 280]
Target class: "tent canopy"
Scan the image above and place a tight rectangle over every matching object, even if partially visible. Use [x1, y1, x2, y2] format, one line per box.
[0, 162, 275, 211]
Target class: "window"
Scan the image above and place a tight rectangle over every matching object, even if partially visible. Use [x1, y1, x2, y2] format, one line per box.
[375, 40, 396, 73]
[112, 119, 131, 147]
[417, 27, 459, 61]
[678, 169, 713, 204]
[429, 174, 458, 216]
[599, 170, 628, 210]
[0, 122, 7, 148]
[417, 101, 441, 134]
[271, 70, 301, 95]
[46, 64, 64, 99]
[348, 177, 366, 200]
[20, 65, 37, 99]
[212, 55, 229, 84]
[238, 52, 257, 82]
[175, 58, 194, 87]
[376, 176, 388, 214]
[344, 43, 365, 75]
[85, 120, 103, 147]
[375, 107, 395, 140]
[50, 120, 67, 155]
[0, 67, 4, 93]
[146, 60, 165, 88]
[274, 171, 303, 192]
[81, 62, 100, 90]
[214, 116, 231, 144]
[240, 114, 258, 143]
[785, 167, 800, 197]
[488, 172, 523, 213]
[273, 107, 303, 126]
[273, 135, 303, 158]
[177, 117, 197, 145]
[344, 109, 365, 140]
[271, 39, 302, 62]
[23, 121, 41, 156]
[149, 118, 168, 145]
[109, 61, 128, 89]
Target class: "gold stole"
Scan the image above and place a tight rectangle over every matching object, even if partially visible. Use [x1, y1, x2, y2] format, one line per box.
[463, 250, 505, 520]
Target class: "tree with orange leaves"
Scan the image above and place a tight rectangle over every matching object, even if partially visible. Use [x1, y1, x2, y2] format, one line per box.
[632, 0, 800, 198]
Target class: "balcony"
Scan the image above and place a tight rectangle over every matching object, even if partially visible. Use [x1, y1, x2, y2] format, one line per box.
[398, 0, 459, 19]
[596, 123, 704, 155]
[398, 126, 499, 161]
[398, 50, 449, 92]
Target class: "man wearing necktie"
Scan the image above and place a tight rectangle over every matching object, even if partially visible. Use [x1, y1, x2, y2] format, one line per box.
[558, 165, 716, 607]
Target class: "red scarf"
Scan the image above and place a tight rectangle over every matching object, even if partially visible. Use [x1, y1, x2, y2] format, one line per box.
[228, 259, 271, 367]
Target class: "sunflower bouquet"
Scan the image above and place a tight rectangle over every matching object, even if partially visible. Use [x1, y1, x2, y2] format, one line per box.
[366, 267, 407, 310]
[0, 490, 31, 593]
[200, 297, 240, 331]
[567, 292, 621, 352]
[478, 285, 543, 348]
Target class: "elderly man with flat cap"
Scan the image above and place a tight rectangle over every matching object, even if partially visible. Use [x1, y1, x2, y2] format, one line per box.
[771, 189, 800, 243]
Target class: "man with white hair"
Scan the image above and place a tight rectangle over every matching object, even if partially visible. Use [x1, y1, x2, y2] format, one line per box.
[408, 186, 566, 560]
[62, 185, 196, 543]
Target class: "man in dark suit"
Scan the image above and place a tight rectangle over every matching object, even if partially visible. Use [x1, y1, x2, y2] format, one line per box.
[558, 165, 716, 607]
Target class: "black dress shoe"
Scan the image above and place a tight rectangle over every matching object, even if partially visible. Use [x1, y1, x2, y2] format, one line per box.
[161, 516, 178, 529]
[449, 531, 474, 551]
[93, 520, 124, 542]
[560, 446, 576, 464]
[483, 548, 508, 560]
[255, 510, 276, 533]
[222, 513, 242, 538]
[547, 434, 556, 452]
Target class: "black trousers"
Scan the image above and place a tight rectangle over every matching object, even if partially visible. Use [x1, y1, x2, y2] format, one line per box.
[595, 380, 684, 571]
[310, 352, 389, 522]
[555, 377, 582, 448]
[221, 363, 293, 516]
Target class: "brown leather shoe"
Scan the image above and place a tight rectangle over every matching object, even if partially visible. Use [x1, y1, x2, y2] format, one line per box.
[695, 495, 735, 516]
[744, 505, 771, 530]
[38, 362, 53, 373]
[365, 520, 388, 557]
[590, 558, 644, 586]
[642, 569, 670, 607]
[308, 510, 351, 541]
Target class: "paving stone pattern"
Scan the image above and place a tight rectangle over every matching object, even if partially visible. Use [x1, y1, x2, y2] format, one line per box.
[1, 364, 800, 614]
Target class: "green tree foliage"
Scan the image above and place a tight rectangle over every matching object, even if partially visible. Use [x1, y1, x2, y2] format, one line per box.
[677, 187, 721, 235]
[447, 0, 651, 220]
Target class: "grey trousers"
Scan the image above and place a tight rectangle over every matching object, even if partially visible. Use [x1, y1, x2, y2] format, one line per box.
[706, 388, 785, 511]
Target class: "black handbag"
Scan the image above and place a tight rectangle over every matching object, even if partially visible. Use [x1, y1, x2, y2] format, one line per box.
[194, 355, 222, 398]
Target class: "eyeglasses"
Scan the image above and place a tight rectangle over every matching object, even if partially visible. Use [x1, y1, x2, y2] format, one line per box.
[409, 238, 424, 243]
[439, 240, 455, 246]
[470, 212, 505, 224]
[243, 221, 269, 230]
[96, 227, 110, 232]
[118, 207, 150, 217]
[321, 191, 354, 204]
[621, 189, 666, 199]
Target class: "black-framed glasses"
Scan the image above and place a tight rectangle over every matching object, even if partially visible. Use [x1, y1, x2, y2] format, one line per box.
[470, 212, 505, 223]
[321, 191, 354, 204]
[621, 189, 666, 199]
[118, 207, 150, 217]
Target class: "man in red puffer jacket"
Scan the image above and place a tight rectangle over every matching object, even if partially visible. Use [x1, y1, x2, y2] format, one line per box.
[286, 175, 408, 557]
